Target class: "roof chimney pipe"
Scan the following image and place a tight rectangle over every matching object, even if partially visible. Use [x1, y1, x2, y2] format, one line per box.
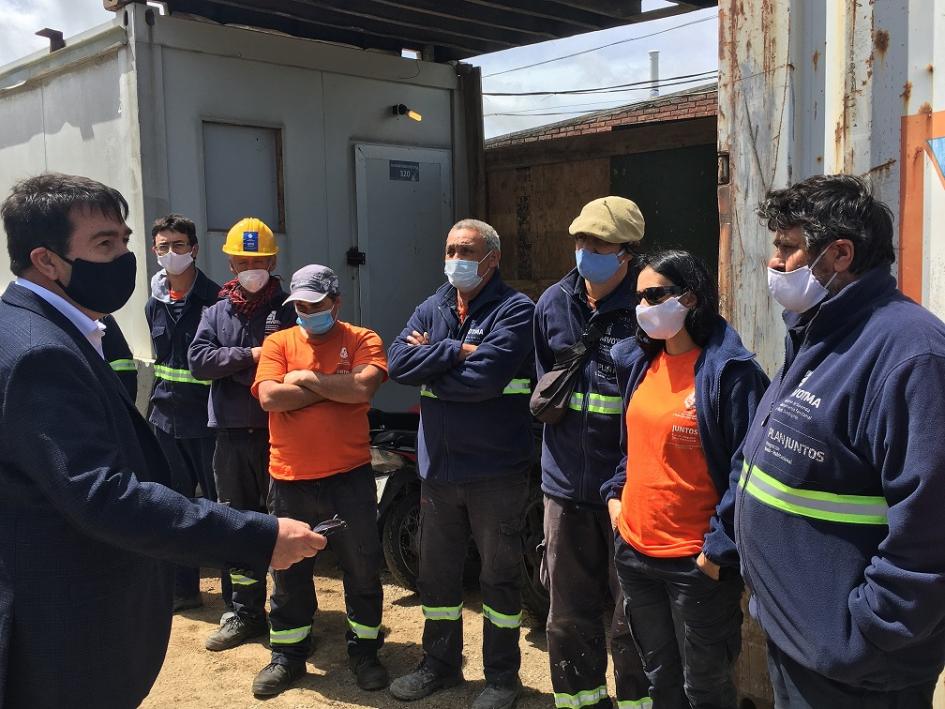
[649, 50, 659, 97]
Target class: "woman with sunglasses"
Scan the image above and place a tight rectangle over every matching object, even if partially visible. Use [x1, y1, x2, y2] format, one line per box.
[601, 250, 769, 708]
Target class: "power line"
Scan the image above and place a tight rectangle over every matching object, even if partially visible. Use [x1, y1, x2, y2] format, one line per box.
[483, 71, 717, 97]
[481, 14, 715, 78]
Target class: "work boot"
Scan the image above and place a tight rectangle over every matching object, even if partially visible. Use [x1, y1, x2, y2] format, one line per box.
[252, 661, 306, 697]
[471, 680, 522, 709]
[172, 594, 203, 612]
[389, 664, 463, 701]
[204, 613, 267, 651]
[349, 654, 390, 690]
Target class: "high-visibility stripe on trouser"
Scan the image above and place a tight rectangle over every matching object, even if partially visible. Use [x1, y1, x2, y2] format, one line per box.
[617, 699, 654, 708]
[740, 462, 889, 525]
[270, 625, 311, 645]
[229, 571, 258, 586]
[347, 617, 381, 640]
[482, 603, 521, 629]
[554, 685, 608, 708]
[109, 358, 136, 372]
[420, 378, 532, 399]
[422, 604, 463, 621]
[153, 364, 210, 385]
[567, 391, 623, 415]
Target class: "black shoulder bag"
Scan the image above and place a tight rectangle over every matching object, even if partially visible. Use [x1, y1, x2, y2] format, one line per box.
[530, 311, 626, 424]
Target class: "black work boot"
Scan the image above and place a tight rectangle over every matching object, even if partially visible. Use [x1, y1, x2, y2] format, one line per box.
[349, 654, 390, 690]
[204, 613, 267, 651]
[252, 661, 306, 697]
[389, 664, 464, 701]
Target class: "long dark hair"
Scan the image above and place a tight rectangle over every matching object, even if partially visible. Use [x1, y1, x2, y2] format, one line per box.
[636, 249, 720, 358]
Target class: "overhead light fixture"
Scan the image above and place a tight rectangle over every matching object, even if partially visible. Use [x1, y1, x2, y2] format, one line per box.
[393, 103, 422, 122]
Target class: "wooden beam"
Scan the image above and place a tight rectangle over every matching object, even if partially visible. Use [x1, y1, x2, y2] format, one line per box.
[545, 0, 642, 20]
[485, 116, 717, 171]
[458, 62, 488, 219]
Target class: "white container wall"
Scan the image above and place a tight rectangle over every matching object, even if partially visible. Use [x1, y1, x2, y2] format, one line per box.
[718, 0, 945, 374]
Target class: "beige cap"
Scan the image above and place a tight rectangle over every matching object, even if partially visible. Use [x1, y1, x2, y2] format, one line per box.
[568, 196, 645, 244]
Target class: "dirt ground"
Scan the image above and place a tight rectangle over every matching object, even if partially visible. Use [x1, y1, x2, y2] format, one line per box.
[144, 556, 597, 708]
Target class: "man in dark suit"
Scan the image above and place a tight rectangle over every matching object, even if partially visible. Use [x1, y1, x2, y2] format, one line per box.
[0, 173, 327, 708]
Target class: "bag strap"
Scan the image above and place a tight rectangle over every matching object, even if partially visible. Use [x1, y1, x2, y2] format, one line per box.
[553, 309, 629, 366]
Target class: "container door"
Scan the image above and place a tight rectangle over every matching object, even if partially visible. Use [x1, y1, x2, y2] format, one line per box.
[354, 143, 453, 412]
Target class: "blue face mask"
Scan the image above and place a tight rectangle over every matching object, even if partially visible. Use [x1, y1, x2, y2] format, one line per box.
[297, 307, 335, 335]
[575, 248, 624, 283]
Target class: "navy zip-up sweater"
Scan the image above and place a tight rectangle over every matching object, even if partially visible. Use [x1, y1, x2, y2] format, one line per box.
[603, 317, 768, 566]
[730, 267, 945, 690]
[387, 273, 535, 482]
[534, 268, 637, 506]
[188, 284, 295, 430]
[145, 270, 220, 438]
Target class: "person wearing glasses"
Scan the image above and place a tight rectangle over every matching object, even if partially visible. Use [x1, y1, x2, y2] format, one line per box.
[533, 196, 649, 709]
[602, 250, 768, 708]
[146, 213, 222, 612]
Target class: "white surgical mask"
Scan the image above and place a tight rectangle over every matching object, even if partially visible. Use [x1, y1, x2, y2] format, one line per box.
[237, 268, 270, 293]
[636, 295, 690, 340]
[445, 251, 493, 292]
[157, 250, 194, 276]
[766, 248, 837, 313]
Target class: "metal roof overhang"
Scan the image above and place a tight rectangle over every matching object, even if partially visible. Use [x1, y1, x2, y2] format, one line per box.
[106, 0, 717, 61]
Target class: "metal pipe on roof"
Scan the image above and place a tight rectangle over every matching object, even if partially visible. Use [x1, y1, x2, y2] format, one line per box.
[649, 49, 659, 96]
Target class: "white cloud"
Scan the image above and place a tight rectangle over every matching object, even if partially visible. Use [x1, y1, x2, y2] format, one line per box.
[0, 0, 112, 68]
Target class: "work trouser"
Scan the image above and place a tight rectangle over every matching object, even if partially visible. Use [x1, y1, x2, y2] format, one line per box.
[418, 473, 529, 687]
[614, 535, 744, 709]
[543, 496, 649, 709]
[267, 464, 384, 665]
[213, 428, 271, 619]
[766, 642, 935, 709]
[153, 428, 227, 601]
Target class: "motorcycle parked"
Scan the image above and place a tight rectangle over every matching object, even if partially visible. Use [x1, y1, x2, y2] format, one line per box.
[369, 409, 550, 624]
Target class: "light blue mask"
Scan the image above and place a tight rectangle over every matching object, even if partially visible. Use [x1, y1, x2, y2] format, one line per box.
[297, 308, 335, 335]
[575, 248, 623, 283]
[445, 251, 493, 292]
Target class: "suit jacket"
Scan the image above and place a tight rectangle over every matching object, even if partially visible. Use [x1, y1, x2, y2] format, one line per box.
[0, 284, 278, 708]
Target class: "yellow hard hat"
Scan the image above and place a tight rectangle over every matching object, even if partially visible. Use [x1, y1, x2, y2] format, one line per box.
[223, 217, 278, 256]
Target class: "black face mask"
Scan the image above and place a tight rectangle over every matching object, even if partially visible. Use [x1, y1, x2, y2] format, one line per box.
[53, 250, 137, 314]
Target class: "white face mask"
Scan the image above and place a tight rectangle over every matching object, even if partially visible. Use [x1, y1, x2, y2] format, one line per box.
[767, 248, 837, 313]
[157, 250, 194, 276]
[635, 295, 690, 340]
[237, 268, 270, 293]
[444, 251, 493, 292]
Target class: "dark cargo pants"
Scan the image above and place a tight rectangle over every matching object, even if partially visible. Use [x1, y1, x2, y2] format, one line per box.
[543, 496, 649, 709]
[418, 474, 529, 687]
[213, 429, 270, 620]
[267, 465, 384, 665]
[153, 428, 225, 601]
[615, 535, 744, 709]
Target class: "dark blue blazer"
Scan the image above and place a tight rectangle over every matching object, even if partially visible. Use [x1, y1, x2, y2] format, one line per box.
[0, 283, 278, 708]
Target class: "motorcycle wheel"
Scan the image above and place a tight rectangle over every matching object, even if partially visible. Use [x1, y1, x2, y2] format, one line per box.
[382, 492, 421, 591]
[519, 486, 550, 625]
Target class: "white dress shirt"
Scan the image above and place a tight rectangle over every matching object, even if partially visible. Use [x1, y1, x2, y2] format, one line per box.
[14, 278, 107, 359]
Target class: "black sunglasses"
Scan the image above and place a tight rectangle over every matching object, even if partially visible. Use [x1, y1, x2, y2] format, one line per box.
[634, 285, 684, 304]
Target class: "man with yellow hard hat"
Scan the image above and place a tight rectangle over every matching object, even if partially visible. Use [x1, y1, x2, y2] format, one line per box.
[189, 217, 297, 651]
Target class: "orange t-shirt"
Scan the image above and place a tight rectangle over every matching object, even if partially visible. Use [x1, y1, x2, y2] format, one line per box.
[251, 322, 387, 481]
[617, 347, 717, 558]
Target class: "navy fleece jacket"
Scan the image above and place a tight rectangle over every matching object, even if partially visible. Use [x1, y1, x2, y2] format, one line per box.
[534, 268, 637, 506]
[387, 273, 535, 482]
[731, 267, 945, 690]
[603, 316, 768, 566]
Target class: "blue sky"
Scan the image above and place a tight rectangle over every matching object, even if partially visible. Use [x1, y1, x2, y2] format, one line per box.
[0, 0, 717, 138]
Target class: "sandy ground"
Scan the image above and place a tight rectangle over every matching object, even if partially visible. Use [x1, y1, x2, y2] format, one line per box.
[143, 557, 584, 709]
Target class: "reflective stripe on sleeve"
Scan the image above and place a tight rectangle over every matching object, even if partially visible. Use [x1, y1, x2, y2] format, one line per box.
[568, 391, 623, 415]
[153, 364, 210, 385]
[269, 625, 311, 644]
[229, 572, 258, 586]
[554, 685, 608, 708]
[481, 603, 521, 629]
[421, 604, 462, 621]
[347, 618, 381, 640]
[502, 378, 531, 395]
[739, 462, 888, 525]
[109, 358, 136, 373]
